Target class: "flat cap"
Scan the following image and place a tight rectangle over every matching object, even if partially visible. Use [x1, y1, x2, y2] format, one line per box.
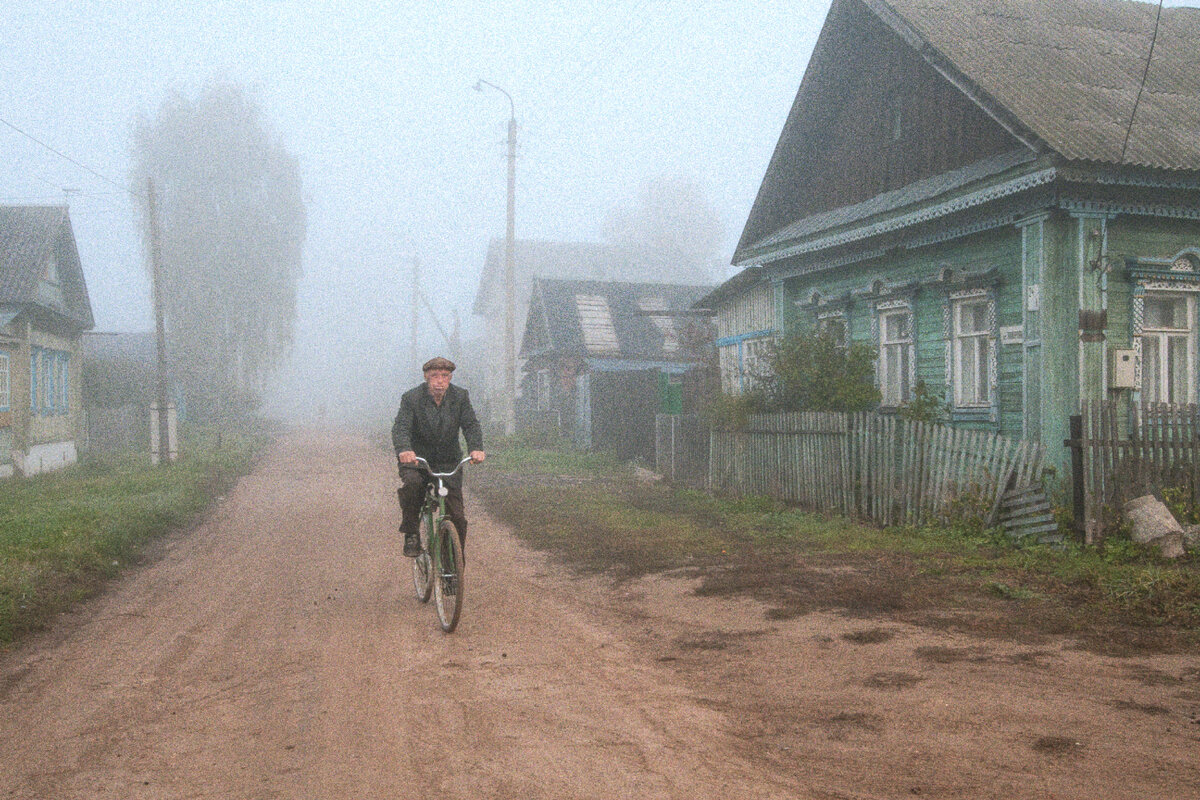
[422, 356, 456, 372]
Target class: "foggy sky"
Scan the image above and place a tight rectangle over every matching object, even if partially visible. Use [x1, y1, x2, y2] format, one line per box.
[5, 0, 1187, 420]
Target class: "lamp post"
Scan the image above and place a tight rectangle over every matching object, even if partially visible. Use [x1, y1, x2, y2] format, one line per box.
[474, 78, 517, 436]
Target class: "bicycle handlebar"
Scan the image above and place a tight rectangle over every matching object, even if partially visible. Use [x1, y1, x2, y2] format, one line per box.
[411, 456, 473, 479]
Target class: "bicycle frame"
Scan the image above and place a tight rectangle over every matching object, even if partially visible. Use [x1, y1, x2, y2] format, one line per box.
[410, 456, 472, 631]
[413, 456, 471, 536]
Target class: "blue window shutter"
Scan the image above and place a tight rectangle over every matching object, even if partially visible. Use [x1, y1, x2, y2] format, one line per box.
[62, 352, 69, 412]
[30, 348, 37, 415]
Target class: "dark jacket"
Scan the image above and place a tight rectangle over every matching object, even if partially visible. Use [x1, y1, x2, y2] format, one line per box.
[391, 382, 484, 473]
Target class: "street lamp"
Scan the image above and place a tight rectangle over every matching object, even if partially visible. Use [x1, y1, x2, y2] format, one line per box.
[474, 78, 517, 436]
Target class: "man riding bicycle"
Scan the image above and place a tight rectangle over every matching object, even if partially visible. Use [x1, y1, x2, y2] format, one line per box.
[392, 356, 485, 558]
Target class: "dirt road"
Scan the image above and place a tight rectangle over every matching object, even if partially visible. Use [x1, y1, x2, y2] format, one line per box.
[1, 429, 1198, 799]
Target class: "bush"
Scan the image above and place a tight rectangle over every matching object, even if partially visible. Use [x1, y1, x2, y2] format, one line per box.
[757, 327, 880, 412]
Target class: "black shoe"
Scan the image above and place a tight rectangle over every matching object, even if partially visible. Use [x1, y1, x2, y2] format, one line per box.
[403, 532, 420, 557]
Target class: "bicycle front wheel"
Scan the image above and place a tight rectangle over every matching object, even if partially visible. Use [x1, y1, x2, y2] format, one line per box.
[433, 519, 464, 632]
[411, 514, 433, 603]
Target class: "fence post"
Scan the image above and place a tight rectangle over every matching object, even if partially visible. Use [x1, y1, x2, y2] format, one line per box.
[1066, 414, 1085, 543]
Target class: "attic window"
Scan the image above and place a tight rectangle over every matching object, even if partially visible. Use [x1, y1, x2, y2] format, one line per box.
[638, 296, 679, 354]
[43, 253, 60, 286]
[576, 294, 619, 354]
[887, 91, 903, 142]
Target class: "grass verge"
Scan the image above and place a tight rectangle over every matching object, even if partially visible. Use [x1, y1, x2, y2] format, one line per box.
[475, 443, 1200, 655]
[0, 422, 271, 644]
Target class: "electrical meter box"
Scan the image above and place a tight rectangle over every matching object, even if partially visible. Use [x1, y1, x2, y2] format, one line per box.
[1110, 349, 1136, 389]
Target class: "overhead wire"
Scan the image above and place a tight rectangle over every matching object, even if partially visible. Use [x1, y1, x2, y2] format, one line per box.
[0, 116, 141, 199]
[1119, 0, 1165, 163]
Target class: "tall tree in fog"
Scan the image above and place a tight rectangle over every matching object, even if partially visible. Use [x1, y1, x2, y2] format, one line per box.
[132, 83, 306, 416]
[603, 174, 724, 285]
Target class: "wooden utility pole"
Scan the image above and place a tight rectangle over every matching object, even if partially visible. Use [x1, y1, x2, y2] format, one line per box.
[411, 255, 420, 373]
[146, 177, 173, 464]
[504, 114, 516, 435]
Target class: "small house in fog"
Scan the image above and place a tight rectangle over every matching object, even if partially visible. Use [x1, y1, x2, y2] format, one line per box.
[472, 238, 685, 430]
[0, 206, 95, 476]
[518, 277, 713, 462]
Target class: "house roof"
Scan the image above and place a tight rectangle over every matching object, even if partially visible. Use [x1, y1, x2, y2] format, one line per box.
[873, 0, 1200, 170]
[0, 205, 95, 330]
[472, 238, 645, 317]
[521, 278, 713, 366]
[735, 0, 1200, 266]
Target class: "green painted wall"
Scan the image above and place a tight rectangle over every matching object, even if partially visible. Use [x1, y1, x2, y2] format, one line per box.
[738, 209, 1200, 474]
[780, 224, 1025, 437]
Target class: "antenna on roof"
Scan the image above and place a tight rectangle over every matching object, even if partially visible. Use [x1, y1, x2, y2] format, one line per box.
[1120, 0, 1165, 164]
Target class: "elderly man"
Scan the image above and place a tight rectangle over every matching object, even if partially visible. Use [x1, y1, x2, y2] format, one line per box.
[392, 356, 485, 557]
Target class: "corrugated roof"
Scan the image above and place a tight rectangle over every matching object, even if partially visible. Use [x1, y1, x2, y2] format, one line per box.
[523, 278, 712, 363]
[0, 206, 62, 301]
[0, 205, 94, 329]
[876, 0, 1200, 170]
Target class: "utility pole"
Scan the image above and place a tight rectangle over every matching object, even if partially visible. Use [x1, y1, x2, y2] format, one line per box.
[504, 112, 516, 435]
[146, 177, 172, 464]
[475, 78, 518, 435]
[411, 255, 420, 373]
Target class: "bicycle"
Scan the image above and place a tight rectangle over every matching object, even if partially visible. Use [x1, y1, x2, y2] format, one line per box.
[408, 456, 471, 632]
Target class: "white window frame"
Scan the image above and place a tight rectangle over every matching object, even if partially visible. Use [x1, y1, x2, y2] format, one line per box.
[536, 369, 553, 412]
[1140, 292, 1197, 405]
[877, 302, 914, 407]
[816, 310, 848, 348]
[950, 292, 995, 409]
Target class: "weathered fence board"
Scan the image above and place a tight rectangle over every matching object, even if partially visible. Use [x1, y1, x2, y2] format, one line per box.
[1075, 401, 1200, 541]
[698, 411, 1044, 530]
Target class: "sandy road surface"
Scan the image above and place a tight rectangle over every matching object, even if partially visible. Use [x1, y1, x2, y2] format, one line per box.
[2, 428, 1199, 799]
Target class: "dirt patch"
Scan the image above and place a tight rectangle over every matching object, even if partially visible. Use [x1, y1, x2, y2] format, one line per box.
[1110, 700, 1171, 716]
[862, 671, 925, 689]
[1032, 735, 1086, 755]
[841, 627, 896, 644]
[695, 551, 940, 620]
[673, 629, 767, 652]
[820, 711, 883, 739]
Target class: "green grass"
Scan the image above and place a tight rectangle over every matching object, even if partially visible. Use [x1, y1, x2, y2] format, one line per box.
[0, 422, 271, 643]
[475, 443, 1200, 651]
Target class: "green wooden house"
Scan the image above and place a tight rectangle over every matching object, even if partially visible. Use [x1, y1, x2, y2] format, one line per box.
[704, 0, 1200, 467]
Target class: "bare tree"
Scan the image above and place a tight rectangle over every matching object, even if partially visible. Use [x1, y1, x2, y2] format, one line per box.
[603, 174, 725, 285]
[132, 83, 306, 418]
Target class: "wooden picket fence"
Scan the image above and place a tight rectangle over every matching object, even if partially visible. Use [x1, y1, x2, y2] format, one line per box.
[708, 411, 1045, 529]
[1074, 400, 1200, 541]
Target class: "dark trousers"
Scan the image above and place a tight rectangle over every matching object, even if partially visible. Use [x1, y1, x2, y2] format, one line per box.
[398, 467, 467, 548]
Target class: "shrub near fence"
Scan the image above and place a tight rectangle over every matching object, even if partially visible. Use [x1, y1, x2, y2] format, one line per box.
[707, 411, 1045, 529]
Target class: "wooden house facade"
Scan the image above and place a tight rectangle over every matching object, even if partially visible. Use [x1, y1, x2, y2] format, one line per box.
[472, 239, 650, 429]
[518, 277, 712, 462]
[0, 206, 95, 476]
[704, 0, 1200, 466]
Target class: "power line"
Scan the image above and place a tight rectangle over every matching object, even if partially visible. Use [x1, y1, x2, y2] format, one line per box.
[0, 116, 140, 199]
[1120, 0, 1165, 163]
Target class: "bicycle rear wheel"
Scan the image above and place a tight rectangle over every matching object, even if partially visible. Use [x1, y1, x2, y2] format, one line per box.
[433, 519, 464, 632]
[411, 513, 433, 603]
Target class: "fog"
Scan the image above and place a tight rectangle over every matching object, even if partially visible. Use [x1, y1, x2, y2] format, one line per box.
[3, 1, 836, 424]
